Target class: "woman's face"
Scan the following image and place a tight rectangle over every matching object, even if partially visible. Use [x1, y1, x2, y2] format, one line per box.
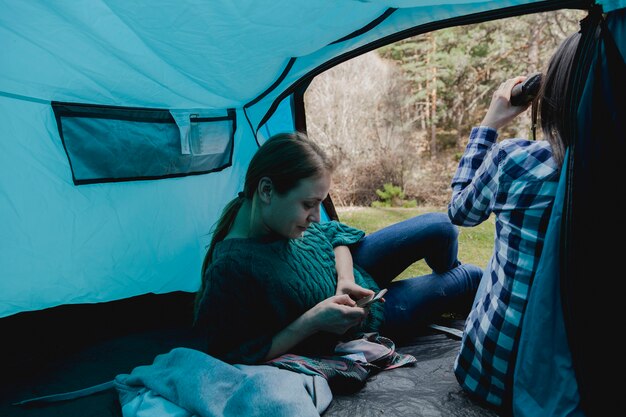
[263, 173, 331, 239]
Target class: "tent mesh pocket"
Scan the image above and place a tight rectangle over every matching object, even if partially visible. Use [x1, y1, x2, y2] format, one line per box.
[52, 102, 235, 185]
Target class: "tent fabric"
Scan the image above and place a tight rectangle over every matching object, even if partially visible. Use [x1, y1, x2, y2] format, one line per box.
[0, 95, 249, 317]
[3, 0, 592, 319]
[1, 0, 554, 109]
[561, 6, 625, 416]
[512, 152, 585, 417]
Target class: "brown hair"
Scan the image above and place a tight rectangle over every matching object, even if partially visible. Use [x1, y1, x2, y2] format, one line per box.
[539, 31, 582, 167]
[193, 131, 333, 319]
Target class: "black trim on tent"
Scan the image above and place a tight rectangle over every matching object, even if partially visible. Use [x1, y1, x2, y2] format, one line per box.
[330, 8, 398, 45]
[243, 58, 297, 146]
[293, 84, 340, 221]
[253, 0, 593, 135]
[293, 82, 310, 133]
[322, 194, 340, 222]
[243, 102, 261, 147]
[245, 58, 297, 109]
[52, 102, 236, 185]
[249, 8, 396, 136]
[53, 103, 179, 122]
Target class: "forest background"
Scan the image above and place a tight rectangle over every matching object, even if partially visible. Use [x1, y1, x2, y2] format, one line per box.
[304, 9, 586, 209]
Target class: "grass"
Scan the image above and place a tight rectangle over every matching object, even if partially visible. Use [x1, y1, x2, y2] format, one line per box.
[335, 206, 494, 280]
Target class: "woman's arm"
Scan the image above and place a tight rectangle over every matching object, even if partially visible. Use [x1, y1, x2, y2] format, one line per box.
[448, 127, 500, 226]
[480, 76, 529, 130]
[264, 237, 372, 361]
[263, 294, 367, 361]
[448, 77, 529, 226]
[334, 245, 374, 299]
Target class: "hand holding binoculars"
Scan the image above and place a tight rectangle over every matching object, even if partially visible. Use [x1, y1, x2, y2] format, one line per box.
[510, 72, 543, 106]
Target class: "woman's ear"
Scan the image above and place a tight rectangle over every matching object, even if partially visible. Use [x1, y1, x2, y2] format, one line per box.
[257, 177, 273, 204]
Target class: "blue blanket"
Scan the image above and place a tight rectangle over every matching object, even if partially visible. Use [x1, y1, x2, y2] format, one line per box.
[114, 347, 332, 417]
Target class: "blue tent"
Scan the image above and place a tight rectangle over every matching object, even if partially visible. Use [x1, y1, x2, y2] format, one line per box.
[1, 1, 624, 416]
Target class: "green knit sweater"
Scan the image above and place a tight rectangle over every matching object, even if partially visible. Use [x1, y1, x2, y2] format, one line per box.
[196, 220, 384, 364]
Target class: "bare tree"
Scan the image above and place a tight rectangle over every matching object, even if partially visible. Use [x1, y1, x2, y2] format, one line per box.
[305, 52, 418, 206]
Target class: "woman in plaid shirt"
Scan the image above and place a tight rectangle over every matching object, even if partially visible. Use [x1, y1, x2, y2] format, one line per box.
[448, 32, 580, 409]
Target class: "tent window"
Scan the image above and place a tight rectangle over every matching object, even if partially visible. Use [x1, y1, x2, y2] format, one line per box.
[52, 102, 235, 185]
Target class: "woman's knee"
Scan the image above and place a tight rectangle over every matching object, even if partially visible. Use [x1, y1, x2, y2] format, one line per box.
[412, 213, 458, 273]
[436, 212, 459, 239]
[459, 264, 483, 291]
[415, 212, 458, 241]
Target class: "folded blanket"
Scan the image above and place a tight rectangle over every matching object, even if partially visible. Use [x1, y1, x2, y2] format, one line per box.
[114, 347, 332, 417]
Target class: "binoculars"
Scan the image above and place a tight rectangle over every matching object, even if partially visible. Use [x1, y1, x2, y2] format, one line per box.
[511, 72, 543, 106]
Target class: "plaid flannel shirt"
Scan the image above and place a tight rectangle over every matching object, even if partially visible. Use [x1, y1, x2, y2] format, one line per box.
[448, 126, 560, 407]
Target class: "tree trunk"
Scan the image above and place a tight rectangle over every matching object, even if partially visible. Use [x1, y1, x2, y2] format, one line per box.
[418, 82, 426, 131]
[455, 109, 465, 148]
[529, 23, 541, 71]
[430, 35, 437, 157]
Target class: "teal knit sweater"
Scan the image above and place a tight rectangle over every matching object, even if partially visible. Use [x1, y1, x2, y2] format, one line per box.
[196, 220, 384, 364]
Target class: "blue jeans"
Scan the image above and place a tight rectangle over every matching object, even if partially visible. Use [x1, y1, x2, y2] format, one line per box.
[349, 212, 483, 339]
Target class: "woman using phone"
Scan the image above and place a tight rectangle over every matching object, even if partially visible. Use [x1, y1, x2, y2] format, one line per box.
[194, 132, 483, 365]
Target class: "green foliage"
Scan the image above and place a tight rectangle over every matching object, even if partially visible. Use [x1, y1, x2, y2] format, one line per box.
[371, 183, 417, 208]
[437, 131, 458, 150]
[377, 10, 586, 149]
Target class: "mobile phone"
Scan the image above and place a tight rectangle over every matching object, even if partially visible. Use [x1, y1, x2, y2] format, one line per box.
[510, 72, 543, 106]
[356, 288, 387, 308]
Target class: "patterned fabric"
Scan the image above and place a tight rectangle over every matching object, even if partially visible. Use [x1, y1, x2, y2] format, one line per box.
[448, 126, 560, 407]
[266, 332, 416, 385]
[195, 221, 385, 365]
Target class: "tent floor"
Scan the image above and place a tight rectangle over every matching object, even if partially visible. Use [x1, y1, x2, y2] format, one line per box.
[325, 323, 502, 417]
[1, 294, 502, 417]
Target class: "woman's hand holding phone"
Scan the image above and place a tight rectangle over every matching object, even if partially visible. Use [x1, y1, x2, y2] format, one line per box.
[356, 288, 387, 308]
[308, 294, 368, 335]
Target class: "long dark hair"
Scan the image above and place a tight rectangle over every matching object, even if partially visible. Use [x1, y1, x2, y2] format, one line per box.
[194, 131, 333, 317]
[539, 31, 582, 167]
